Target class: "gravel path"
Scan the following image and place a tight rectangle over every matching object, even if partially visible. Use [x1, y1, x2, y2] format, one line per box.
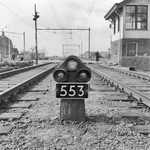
[1, 73, 150, 150]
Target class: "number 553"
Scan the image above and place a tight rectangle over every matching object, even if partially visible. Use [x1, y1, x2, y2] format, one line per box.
[56, 83, 89, 98]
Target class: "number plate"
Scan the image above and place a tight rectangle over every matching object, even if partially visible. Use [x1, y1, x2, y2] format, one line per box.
[56, 83, 89, 99]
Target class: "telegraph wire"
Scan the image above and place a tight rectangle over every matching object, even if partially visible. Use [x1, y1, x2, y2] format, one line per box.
[8, 0, 52, 34]
[79, 0, 93, 28]
[9, 0, 47, 28]
[48, 0, 64, 28]
[0, 1, 34, 29]
[9, 0, 32, 19]
[78, 0, 93, 42]
[47, 0, 66, 43]
[82, 0, 96, 28]
[78, 0, 96, 42]
[0, 1, 63, 45]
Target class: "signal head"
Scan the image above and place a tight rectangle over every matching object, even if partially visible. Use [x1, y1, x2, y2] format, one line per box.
[53, 55, 91, 82]
[65, 58, 78, 71]
[53, 68, 67, 82]
[77, 69, 91, 82]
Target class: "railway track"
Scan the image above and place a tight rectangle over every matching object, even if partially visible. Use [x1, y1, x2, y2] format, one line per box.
[0, 63, 57, 136]
[1, 62, 150, 149]
[0, 63, 58, 103]
[88, 64, 150, 134]
[0, 62, 52, 79]
[88, 64, 150, 107]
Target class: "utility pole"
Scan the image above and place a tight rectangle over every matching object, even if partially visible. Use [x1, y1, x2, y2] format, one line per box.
[33, 4, 39, 64]
[23, 32, 25, 58]
[62, 45, 65, 59]
[88, 27, 91, 59]
[8, 36, 10, 59]
[81, 42, 83, 59]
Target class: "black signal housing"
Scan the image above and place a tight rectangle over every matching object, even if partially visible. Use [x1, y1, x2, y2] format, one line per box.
[53, 55, 91, 82]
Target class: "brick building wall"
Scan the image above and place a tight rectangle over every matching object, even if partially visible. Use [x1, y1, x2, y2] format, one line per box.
[111, 39, 150, 63]
[0, 32, 19, 59]
[122, 39, 150, 56]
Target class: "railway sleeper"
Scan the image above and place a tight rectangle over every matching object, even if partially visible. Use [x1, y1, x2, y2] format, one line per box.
[134, 125, 150, 135]
[90, 64, 150, 136]
[0, 65, 55, 135]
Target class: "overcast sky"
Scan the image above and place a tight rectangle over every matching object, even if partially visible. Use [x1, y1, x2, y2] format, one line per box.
[0, 0, 122, 56]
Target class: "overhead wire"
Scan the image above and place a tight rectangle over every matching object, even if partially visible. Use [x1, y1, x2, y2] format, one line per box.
[47, 0, 67, 43]
[1, 0, 96, 49]
[82, 0, 96, 28]
[0, 1, 34, 29]
[1, 1, 62, 45]
[9, 0, 47, 28]
[8, 0, 50, 34]
[9, 0, 32, 19]
[78, 0, 96, 42]
[79, 0, 93, 29]
[48, 0, 64, 28]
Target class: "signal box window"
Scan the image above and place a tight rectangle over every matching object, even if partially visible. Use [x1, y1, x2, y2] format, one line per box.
[118, 16, 120, 32]
[126, 5, 147, 30]
[126, 42, 138, 56]
[114, 19, 116, 34]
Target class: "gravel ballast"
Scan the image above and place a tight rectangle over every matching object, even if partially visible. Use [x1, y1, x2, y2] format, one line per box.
[0, 74, 150, 150]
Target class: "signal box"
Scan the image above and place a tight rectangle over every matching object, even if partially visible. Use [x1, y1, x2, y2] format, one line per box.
[53, 55, 91, 121]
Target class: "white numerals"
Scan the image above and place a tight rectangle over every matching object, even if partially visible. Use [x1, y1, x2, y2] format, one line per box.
[60, 85, 67, 97]
[59, 85, 86, 97]
[78, 85, 84, 97]
[68, 85, 76, 96]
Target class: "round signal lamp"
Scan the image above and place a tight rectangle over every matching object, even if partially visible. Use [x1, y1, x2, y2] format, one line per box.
[77, 70, 90, 82]
[54, 70, 67, 82]
[66, 59, 78, 71]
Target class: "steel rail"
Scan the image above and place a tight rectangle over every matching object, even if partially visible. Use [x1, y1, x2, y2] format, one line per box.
[0, 65, 57, 103]
[0, 68, 14, 73]
[89, 66, 150, 107]
[110, 67, 150, 80]
[97, 64, 150, 81]
[0, 63, 52, 79]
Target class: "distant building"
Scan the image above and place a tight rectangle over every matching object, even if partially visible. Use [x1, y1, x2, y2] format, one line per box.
[99, 52, 110, 58]
[22, 51, 45, 60]
[64, 49, 77, 58]
[81, 51, 89, 59]
[0, 31, 19, 59]
[25, 51, 33, 60]
[50, 55, 59, 60]
[104, 0, 150, 64]
[38, 52, 45, 60]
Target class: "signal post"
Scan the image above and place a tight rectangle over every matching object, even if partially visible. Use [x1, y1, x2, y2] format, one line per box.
[33, 4, 40, 64]
[53, 55, 91, 121]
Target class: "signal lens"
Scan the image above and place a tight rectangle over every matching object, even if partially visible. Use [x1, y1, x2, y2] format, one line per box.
[66, 59, 78, 71]
[53, 70, 67, 82]
[77, 70, 91, 82]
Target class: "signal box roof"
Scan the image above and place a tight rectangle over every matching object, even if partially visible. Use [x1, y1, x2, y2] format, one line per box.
[104, 0, 132, 20]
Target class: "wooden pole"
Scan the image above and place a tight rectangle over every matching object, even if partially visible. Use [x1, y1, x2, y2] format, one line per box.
[34, 4, 38, 64]
[60, 99, 86, 122]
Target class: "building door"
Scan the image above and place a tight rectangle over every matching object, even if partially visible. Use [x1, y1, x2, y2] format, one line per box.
[126, 42, 138, 56]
